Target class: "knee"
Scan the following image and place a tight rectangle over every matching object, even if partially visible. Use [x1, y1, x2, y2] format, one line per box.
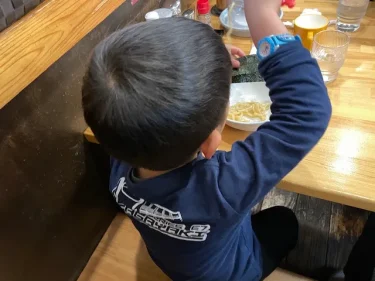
[271, 206, 299, 247]
[284, 208, 299, 249]
[277, 207, 298, 226]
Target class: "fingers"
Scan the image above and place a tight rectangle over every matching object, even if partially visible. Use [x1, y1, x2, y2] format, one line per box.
[225, 44, 245, 68]
[225, 44, 246, 57]
[230, 46, 246, 57]
[231, 58, 241, 68]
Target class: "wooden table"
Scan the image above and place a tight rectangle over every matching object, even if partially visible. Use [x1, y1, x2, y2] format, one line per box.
[0, 0, 126, 110]
[85, 0, 375, 211]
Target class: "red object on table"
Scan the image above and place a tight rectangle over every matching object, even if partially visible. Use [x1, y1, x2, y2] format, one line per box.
[281, 0, 296, 8]
[197, 0, 210, 14]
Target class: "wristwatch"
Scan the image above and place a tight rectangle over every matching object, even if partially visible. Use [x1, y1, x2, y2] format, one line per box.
[257, 34, 301, 60]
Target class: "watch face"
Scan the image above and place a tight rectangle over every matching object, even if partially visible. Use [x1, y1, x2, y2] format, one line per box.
[277, 34, 294, 41]
[259, 41, 271, 57]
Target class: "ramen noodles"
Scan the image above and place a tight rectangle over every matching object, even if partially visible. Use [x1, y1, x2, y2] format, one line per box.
[228, 101, 271, 122]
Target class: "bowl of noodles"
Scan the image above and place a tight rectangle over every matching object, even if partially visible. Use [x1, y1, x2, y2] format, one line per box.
[226, 82, 271, 131]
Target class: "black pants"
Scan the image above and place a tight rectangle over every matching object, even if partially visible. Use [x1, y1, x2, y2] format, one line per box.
[343, 212, 375, 281]
[252, 206, 299, 280]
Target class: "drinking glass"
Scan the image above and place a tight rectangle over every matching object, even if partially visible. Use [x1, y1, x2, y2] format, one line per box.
[227, 0, 247, 28]
[337, 0, 370, 32]
[311, 30, 350, 83]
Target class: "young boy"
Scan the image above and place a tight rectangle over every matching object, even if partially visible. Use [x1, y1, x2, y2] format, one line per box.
[82, 0, 331, 280]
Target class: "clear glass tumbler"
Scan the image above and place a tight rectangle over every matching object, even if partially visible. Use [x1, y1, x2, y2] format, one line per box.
[311, 30, 350, 83]
[337, 0, 370, 32]
[227, 0, 247, 28]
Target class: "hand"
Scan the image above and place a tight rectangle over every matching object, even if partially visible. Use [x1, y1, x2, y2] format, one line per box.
[244, 0, 288, 45]
[226, 45, 246, 68]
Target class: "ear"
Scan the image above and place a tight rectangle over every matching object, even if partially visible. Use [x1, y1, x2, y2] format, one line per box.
[200, 129, 222, 159]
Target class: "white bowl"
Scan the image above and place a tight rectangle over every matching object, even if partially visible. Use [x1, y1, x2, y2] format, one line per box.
[220, 8, 284, 38]
[226, 82, 271, 131]
[145, 8, 173, 21]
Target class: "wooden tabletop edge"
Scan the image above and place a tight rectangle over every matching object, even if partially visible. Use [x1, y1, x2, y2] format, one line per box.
[83, 126, 375, 211]
[84, 128, 99, 144]
[0, 0, 126, 110]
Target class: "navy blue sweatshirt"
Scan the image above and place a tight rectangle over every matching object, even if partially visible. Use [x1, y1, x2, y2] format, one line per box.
[109, 42, 332, 281]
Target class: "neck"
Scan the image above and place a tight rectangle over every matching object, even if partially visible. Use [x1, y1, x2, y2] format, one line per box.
[137, 153, 198, 180]
[137, 168, 168, 179]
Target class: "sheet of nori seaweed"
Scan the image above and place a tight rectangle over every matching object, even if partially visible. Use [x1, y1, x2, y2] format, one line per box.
[232, 55, 264, 83]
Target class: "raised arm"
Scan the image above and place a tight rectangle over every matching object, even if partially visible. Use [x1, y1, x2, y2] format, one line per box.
[216, 0, 332, 213]
[245, 0, 289, 45]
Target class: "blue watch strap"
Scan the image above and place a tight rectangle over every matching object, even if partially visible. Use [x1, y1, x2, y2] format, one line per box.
[257, 34, 300, 60]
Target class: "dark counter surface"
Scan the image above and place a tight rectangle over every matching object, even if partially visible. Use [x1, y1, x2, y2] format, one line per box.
[0, 1, 159, 280]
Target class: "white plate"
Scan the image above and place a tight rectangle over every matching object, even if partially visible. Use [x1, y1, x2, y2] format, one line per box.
[226, 82, 271, 131]
[220, 8, 284, 38]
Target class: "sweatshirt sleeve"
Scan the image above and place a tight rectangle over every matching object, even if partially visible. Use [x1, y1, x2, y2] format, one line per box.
[216, 41, 332, 214]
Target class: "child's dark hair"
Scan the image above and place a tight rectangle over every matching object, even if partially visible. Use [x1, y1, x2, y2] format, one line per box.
[82, 18, 232, 170]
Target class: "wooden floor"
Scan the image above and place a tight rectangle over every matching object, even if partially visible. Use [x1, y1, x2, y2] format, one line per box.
[260, 189, 369, 280]
[77, 189, 369, 281]
[77, 212, 314, 281]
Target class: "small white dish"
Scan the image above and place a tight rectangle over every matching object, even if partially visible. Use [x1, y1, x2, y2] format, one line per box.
[220, 8, 284, 38]
[145, 8, 173, 21]
[226, 82, 271, 132]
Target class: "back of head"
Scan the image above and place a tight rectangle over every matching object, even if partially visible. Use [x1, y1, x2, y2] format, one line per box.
[82, 18, 232, 170]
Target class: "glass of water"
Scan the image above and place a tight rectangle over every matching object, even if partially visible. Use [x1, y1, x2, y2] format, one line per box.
[337, 0, 370, 32]
[311, 30, 350, 83]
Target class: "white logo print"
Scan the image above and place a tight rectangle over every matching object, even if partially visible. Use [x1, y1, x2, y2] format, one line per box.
[112, 177, 210, 242]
